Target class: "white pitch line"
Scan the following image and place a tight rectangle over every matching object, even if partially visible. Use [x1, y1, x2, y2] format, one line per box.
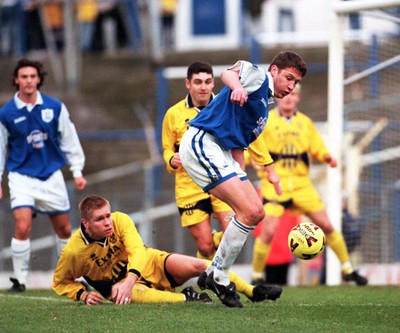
[0, 293, 71, 303]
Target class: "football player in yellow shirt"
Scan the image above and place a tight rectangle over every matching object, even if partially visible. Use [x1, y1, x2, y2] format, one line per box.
[162, 61, 233, 260]
[53, 195, 282, 306]
[250, 84, 368, 286]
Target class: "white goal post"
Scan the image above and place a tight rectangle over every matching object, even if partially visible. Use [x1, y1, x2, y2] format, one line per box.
[326, 0, 400, 285]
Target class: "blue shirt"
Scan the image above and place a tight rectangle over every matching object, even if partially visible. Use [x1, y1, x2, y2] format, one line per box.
[0, 93, 80, 180]
[189, 74, 272, 150]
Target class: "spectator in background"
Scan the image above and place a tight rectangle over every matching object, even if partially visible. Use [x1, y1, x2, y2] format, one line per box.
[0, 0, 23, 56]
[92, 0, 128, 54]
[160, 0, 177, 50]
[244, 0, 266, 39]
[23, 0, 46, 53]
[76, 0, 99, 52]
[43, 0, 64, 51]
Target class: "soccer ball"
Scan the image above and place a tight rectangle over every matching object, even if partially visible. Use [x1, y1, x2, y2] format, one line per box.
[288, 222, 326, 260]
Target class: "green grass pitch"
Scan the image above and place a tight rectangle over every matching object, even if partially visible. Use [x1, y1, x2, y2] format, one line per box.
[0, 286, 399, 333]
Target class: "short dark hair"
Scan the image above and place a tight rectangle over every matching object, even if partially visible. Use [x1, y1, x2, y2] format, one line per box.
[12, 58, 47, 90]
[269, 51, 307, 77]
[79, 195, 110, 220]
[187, 61, 213, 80]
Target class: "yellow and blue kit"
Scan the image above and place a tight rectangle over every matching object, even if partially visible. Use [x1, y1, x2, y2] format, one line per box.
[53, 212, 177, 302]
[251, 108, 330, 216]
[162, 94, 231, 226]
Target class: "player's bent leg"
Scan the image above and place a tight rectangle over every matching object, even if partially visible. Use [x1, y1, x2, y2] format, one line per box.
[251, 237, 270, 284]
[165, 253, 207, 286]
[213, 209, 233, 231]
[49, 213, 72, 239]
[324, 230, 368, 285]
[210, 178, 264, 227]
[187, 220, 216, 260]
[50, 213, 72, 255]
[209, 216, 254, 285]
[251, 214, 281, 284]
[325, 230, 350, 264]
[308, 209, 368, 286]
[211, 230, 224, 249]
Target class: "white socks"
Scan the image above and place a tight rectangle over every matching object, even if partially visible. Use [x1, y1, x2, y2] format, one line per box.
[208, 216, 254, 286]
[56, 236, 70, 256]
[11, 237, 30, 285]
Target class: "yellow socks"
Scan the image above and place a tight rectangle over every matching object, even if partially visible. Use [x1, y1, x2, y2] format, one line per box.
[131, 284, 185, 303]
[251, 237, 271, 279]
[196, 250, 215, 261]
[326, 230, 352, 274]
[196, 230, 224, 260]
[212, 230, 224, 249]
[229, 270, 254, 298]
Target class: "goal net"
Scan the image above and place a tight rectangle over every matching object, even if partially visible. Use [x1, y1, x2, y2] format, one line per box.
[326, 0, 400, 285]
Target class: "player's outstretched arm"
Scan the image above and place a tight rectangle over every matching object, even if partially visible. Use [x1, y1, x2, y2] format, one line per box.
[263, 164, 282, 195]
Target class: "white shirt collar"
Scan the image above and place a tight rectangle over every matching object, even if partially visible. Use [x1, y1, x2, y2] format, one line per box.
[14, 91, 43, 112]
[266, 72, 275, 104]
[267, 72, 274, 97]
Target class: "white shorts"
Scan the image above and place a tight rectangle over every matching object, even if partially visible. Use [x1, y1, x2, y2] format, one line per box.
[8, 170, 70, 214]
[179, 127, 247, 192]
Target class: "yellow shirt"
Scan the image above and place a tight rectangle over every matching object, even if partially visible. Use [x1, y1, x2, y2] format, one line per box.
[53, 212, 148, 301]
[77, 0, 98, 23]
[162, 96, 212, 205]
[160, 0, 177, 14]
[255, 109, 330, 193]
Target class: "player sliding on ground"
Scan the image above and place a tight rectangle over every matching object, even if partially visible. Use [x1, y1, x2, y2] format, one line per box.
[53, 195, 282, 305]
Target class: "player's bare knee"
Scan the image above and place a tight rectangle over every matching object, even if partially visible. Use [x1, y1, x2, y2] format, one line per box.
[242, 205, 265, 226]
[198, 242, 215, 258]
[192, 259, 207, 273]
[55, 225, 72, 239]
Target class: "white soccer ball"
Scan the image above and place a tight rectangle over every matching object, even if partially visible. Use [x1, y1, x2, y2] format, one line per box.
[288, 222, 326, 260]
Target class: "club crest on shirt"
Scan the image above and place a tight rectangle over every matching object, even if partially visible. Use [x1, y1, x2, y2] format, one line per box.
[41, 108, 54, 123]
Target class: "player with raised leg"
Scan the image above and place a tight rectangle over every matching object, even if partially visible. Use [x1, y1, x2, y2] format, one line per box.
[180, 51, 307, 307]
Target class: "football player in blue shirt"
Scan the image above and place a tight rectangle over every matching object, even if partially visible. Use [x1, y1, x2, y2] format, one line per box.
[0, 58, 88, 292]
[180, 51, 307, 307]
